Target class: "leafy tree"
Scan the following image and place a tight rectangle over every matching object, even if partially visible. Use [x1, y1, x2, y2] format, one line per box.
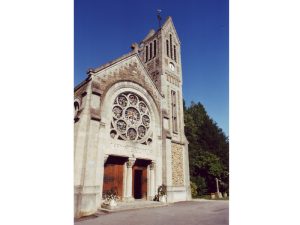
[184, 101, 229, 195]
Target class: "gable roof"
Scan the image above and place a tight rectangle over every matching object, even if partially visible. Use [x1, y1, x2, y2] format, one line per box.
[80, 50, 163, 98]
[74, 51, 136, 92]
[93, 51, 136, 73]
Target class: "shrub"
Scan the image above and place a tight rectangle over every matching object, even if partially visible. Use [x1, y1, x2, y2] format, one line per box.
[191, 176, 208, 196]
[190, 181, 198, 198]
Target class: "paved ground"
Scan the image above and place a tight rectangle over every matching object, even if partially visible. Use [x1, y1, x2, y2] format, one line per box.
[75, 200, 229, 225]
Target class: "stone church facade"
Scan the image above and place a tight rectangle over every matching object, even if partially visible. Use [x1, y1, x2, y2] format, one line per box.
[74, 17, 191, 218]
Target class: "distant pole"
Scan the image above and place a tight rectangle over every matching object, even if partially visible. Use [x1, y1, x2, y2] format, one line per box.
[157, 9, 162, 29]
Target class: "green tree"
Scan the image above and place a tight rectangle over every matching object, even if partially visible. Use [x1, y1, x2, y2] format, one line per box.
[184, 101, 229, 195]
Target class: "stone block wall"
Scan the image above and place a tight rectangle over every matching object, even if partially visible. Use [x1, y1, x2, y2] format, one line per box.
[171, 143, 184, 186]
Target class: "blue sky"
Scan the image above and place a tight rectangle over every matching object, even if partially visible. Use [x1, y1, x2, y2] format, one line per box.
[75, 0, 228, 136]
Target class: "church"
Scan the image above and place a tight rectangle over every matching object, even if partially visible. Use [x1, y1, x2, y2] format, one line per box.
[74, 16, 191, 218]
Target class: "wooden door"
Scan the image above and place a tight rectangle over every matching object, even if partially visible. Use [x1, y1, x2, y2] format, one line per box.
[133, 169, 142, 199]
[132, 166, 147, 199]
[103, 163, 123, 198]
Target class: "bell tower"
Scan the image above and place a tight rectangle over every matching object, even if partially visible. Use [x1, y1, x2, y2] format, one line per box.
[138, 16, 184, 140]
[159, 17, 184, 142]
[137, 16, 190, 201]
[137, 15, 185, 142]
[137, 17, 182, 84]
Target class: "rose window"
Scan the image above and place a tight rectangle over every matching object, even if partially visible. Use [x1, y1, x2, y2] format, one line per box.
[125, 107, 140, 125]
[110, 92, 152, 144]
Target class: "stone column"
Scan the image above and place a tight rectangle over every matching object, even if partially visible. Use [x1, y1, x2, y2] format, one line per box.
[122, 162, 127, 200]
[98, 154, 109, 205]
[184, 142, 192, 200]
[150, 161, 156, 199]
[125, 158, 135, 201]
[165, 138, 173, 186]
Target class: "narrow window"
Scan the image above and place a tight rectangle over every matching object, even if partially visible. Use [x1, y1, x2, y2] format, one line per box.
[170, 34, 173, 59]
[166, 40, 169, 57]
[154, 40, 156, 57]
[74, 101, 80, 118]
[146, 45, 148, 62]
[150, 43, 153, 59]
[171, 90, 178, 133]
[174, 45, 177, 62]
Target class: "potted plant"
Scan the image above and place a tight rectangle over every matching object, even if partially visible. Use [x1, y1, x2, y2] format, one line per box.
[158, 185, 167, 203]
[102, 189, 120, 209]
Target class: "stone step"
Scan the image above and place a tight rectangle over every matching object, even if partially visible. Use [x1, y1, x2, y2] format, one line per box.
[99, 200, 168, 213]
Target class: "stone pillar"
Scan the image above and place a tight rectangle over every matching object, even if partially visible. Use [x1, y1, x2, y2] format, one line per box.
[150, 161, 156, 199]
[125, 158, 135, 201]
[183, 139, 191, 200]
[165, 138, 173, 186]
[122, 162, 127, 200]
[100, 154, 109, 197]
[74, 82, 105, 218]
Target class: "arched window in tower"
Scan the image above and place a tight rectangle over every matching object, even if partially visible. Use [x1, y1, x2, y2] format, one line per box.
[146, 45, 148, 62]
[150, 43, 153, 59]
[171, 90, 178, 133]
[154, 40, 156, 57]
[174, 45, 177, 62]
[74, 100, 80, 118]
[166, 40, 169, 57]
[170, 34, 173, 59]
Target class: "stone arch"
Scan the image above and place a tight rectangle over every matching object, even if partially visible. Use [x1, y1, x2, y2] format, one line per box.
[74, 98, 81, 118]
[99, 78, 161, 113]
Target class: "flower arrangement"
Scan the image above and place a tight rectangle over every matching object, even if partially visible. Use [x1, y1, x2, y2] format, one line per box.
[102, 189, 120, 206]
[158, 184, 167, 196]
[154, 185, 167, 203]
